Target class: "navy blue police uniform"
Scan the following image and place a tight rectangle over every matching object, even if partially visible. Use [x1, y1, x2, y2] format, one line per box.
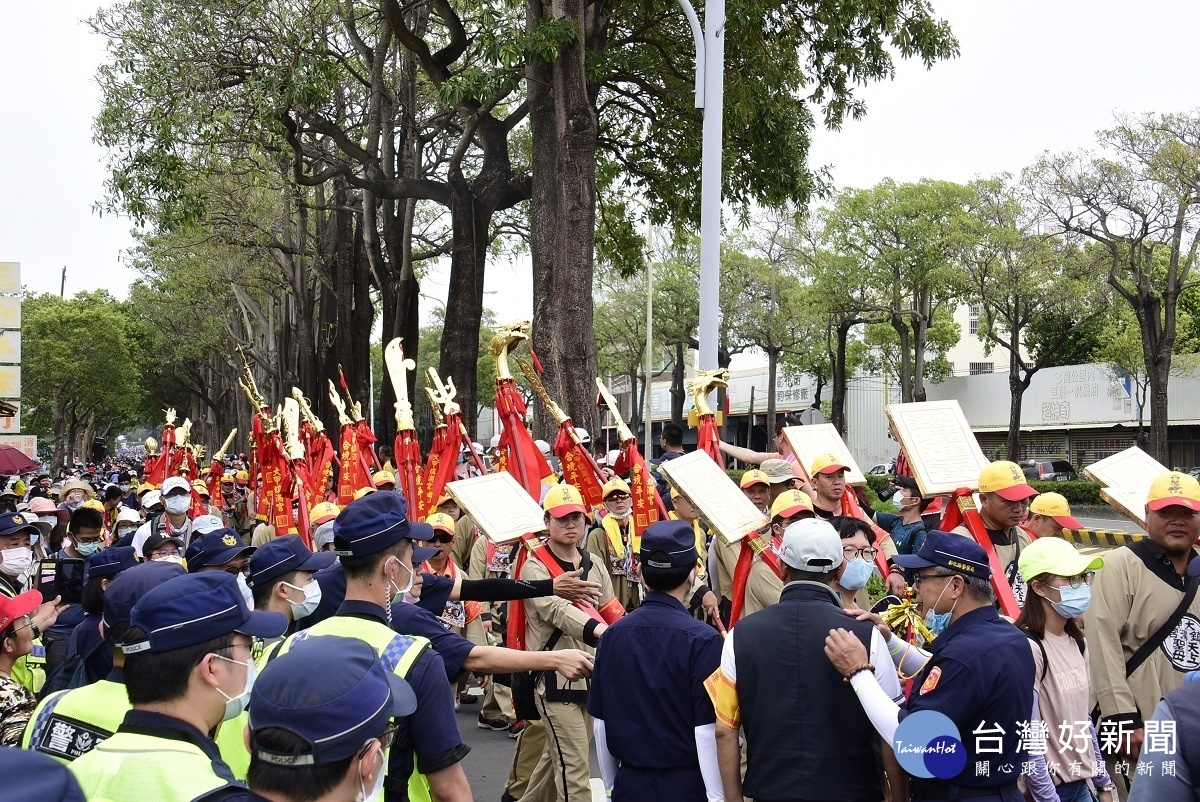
[588, 520, 723, 802]
[894, 531, 1036, 802]
[63, 547, 140, 686]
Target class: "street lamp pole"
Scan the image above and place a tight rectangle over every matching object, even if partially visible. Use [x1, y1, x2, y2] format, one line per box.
[644, 224, 654, 458]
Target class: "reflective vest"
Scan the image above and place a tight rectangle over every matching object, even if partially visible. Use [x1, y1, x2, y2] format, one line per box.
[277, 616, 431, 802]
[0, 576, 44, 693]
[22, 678, 130, 763]
[214, 641, 278, 780]
[68, 728, 239, 802]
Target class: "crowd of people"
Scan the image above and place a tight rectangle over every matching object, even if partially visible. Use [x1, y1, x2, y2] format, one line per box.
[0, 423, 1199, 802]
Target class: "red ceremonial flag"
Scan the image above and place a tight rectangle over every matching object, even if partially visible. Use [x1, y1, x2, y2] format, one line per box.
[495, 378, 551, 500]
[553, 421, 604, 508]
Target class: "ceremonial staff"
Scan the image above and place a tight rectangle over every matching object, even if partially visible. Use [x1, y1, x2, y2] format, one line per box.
[429, 367, 490, 478]
[205, 428, 238, 503]
[595, 378, 668, 527]
[328, 379, 377, 505]
[420, 386, 449, 516]
[688, 369, 727, 467]
[489, 321, 552, 500]
[281, 398, 313, 547]
[384, 338, 423, 520]
[519, 358, 605, 508]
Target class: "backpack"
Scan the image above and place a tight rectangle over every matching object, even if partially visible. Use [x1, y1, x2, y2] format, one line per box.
[39, 620, 105, 700]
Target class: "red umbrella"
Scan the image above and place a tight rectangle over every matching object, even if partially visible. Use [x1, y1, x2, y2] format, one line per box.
[0, 444, 39, 474]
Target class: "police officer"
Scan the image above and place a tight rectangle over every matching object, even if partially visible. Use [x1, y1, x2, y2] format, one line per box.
[68, 571, 288, 800]
[0, 747, 87, 802]
[826, 530, 1035, 802]
[24, 560, 186, 763]
[274, 491, 473, 802]
[589, 519, 723, 801]
[49, 545, 139, 692]
[215, 535, 336, 779]
[239, 635, 417, 802]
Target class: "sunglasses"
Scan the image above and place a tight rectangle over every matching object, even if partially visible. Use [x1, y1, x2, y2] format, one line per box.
[606, 493, 631, 502]
[427, 533, 455, 544]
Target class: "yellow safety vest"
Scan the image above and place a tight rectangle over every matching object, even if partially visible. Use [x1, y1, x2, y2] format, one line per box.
[214, 641, 278, 780]
[277, 615, 431, 802]
[22, 678, 130, 763]
[68, 728, 238, 802]
[0, 577, 44, 693]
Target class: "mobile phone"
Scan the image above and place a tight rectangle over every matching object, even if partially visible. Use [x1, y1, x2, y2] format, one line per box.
[35, 559, 85, 606]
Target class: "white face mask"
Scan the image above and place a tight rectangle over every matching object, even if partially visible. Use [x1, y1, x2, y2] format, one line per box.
[283, 580, 322, 620]
[39, 516, 58, 529]
[356, 747, 385, 802]
[164, 495, 191, 515]
[0, 547, 33, 577]
[212, 653, 256, 721]
[236, 573, 255, 609]
[387, 557, 415, 602]
[120, 484, 131, 494]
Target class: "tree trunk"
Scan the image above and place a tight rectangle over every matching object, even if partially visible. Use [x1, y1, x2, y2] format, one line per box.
[912, 287, 931, 402]
[766, 347, 778, 430]
[670, 341, 686, 425]
[832, 320, 853, 435]
[892, 312, 913, 403]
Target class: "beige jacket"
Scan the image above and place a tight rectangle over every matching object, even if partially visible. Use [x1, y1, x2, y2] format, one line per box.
[1086, 540, 1200, 727]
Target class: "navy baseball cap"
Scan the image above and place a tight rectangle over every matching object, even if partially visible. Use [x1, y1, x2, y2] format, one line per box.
[83, 546, 139, 583]
[0, 512, 41, 538]
[0, 747, 87, 802]
[103, 560, 187, 633]
[408, 522, 440, 564]
[250, 635, 417, 765]
[640, 520, 698, 569]
[122, 572, 287, 654]
[333, 492, 421, 557]
[248, 535, 336, 589]
[893, 530, 992, 580]
[185, 528, 255, 571]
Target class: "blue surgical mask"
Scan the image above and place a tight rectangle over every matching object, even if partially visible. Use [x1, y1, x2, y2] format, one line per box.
[840, 558, 874, 591]
[923, 577, 957, 637]
[75, 540, 102, 557]
[1050, 584, 1091, 619]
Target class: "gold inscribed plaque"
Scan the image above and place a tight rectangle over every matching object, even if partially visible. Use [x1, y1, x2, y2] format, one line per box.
[445, 472, 547, 544]
[660, 451, 769, 544]
[1083, 447, 1166, 528]
[781, 424, 867, 486]
[0, 263, 19, 294]
[885, 401, 989, 496]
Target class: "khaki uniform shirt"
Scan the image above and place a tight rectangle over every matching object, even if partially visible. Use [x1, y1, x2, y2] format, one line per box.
[710, 531, 740, 602]
[517, 545, 616, 694]
[1086, 540, 1200, 727]
[742, 558, 783, 617]
[587, 523, 641, 611]
[452, 514, 476, 572]
[950, 523, 1032, 606]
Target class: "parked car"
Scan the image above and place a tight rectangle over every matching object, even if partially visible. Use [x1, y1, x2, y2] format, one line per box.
[866, 463, 892, 476]
[1020, 459, 1079, 482]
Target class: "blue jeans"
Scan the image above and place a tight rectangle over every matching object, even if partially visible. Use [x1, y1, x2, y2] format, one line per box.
[1056, 780, 1093, 802]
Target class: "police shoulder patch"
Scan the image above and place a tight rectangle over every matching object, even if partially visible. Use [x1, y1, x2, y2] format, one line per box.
[920, 666, 942, 695]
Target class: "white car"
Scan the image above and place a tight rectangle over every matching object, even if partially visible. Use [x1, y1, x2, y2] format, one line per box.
[866, 463, 892, 476]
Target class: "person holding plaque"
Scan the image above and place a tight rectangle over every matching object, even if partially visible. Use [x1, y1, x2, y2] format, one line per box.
[949, 460, 1037, 606]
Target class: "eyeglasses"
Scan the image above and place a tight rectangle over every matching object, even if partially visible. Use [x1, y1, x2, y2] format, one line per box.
[1057, 572, 1095, 589]
[606, 493, 631, 502]
[843, 546, 878, 560]
[359, 724, 400, 757]
[224, 564, 251, 576]
[7, 615, 33, 637]
[913, 571, 956, 587]
[428, 534, 454, 544]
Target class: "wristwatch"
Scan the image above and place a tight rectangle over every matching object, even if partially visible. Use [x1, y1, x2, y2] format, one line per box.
[1099, 784, 1116, 793]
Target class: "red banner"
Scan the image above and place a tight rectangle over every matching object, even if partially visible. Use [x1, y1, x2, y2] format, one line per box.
[495, 378, 551, 500]
[696, 413, 724, 468]
[728, 534, 785, 627]
[613, 443, 667, 535]
[395, 429, 425, 520]
[336, 424, 361, 506]
[554, 421, 604, 508]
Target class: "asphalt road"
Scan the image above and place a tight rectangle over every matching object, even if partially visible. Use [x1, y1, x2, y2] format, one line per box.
[1076, 515, 1144, 534]
[454, 690, 601, 802]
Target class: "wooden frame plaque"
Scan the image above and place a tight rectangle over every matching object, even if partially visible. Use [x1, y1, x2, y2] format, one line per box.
[659, 451, 769, 543]
[445, 472, 547, 544]
[884, 400, 990, 496]
[1083, 447, 1166, 528]
[780, 424, 867, 486]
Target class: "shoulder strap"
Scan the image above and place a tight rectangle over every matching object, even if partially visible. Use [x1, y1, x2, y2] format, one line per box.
[1126, 574, 1200, 678]
[1025, 631, 1050, 683]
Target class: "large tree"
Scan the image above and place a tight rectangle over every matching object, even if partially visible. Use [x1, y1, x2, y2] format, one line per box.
[1028, 112, 1200, 462]
[963, 176, 1110, 460]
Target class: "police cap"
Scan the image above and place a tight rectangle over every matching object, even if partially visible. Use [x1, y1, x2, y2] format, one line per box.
[185, 528, 255, 571]
[248, 534, 336, 589]
[83, 546, 139, 583]
[640, 520, 697, 569]
[893, 530, 991, 580]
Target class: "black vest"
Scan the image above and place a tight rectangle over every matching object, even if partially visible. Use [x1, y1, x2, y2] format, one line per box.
[734, 582, 879, 802]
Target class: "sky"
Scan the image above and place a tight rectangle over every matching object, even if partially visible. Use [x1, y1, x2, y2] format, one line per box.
[4, 0, 1200, 332]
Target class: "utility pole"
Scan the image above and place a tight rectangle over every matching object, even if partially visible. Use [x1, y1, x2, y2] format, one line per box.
[644, 223, 655, 459]
[60, 266, 67, 298]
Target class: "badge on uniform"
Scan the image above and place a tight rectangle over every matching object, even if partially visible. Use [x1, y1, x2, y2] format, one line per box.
[920, 666, 942, 695]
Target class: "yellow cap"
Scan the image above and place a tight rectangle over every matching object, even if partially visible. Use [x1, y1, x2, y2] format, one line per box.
[543, 484, 586, 518]
[978, 460, 1037, 501]
[138, 483, 157, 495]
[354, 487, 376, 500]
[739, 470, 770, 489]
[235, 470, 250, 485]
[219, 473, 236, 484]
[602, 477, 631, 499]
[310, 501, 341, 525]
[809, 453, 849, 476]
[192, 480, 209, 496]
[1147, 471, 1200, 512]
[770, 489, 815, 521]
[1018, 536, 1103, 582]
[373, 471, 396, 487]
[82, 499, 106, 513]
[1028, 492, 1082, 529]
[435, 492, 455, 508]
[669, 484, 683, 499]
[425, 512, 457, 536]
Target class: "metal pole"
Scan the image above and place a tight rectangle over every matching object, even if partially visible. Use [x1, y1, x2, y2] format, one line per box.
[645, 224, 654, 459]
[696, 0, 724, 373]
